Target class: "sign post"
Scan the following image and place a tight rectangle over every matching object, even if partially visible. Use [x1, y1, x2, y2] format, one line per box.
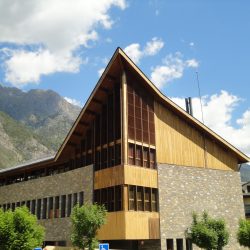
[99, 243, 109, 250]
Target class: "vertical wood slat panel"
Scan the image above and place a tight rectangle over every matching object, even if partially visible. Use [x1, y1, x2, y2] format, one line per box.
[154, 101, 238, 170]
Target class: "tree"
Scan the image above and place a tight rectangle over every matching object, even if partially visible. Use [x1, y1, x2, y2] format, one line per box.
[188, 211, 229, 250]
[0, 206, 45, 250]
[71, 203, 107, 250]
[237, 219, 250, 248]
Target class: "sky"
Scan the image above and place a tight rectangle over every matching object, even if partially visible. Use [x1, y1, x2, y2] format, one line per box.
[0, 0, 250, 158]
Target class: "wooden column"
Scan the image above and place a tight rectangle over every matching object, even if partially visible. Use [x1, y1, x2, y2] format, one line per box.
[121, 70, 128, 165]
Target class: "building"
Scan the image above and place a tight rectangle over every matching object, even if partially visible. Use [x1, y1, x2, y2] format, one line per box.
[242, 181, 250, 219]
[0, 48, 249, 250]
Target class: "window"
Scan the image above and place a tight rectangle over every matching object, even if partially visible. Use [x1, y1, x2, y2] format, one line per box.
[26, 200, 31, 211]
[176, 239, 183, 250]
[167, 239, 174, 250]
[129, 186, 136, 210]
[61, 195, 66, 218]
[67, 194, 72, 217]
[186, 239, 193, 250]
[11, 203, 16, 211]
[115, 186, 122, 211]
[31, 200, 36, 215]
[128, 143, 135, 165]
[37, 199, 41, 220]
[54, 196, 59, 218]
[79, 192, 84, 206]
[101, 189, 108, 210]
[137, 186, 143, 211]
[94, 186, 122, 212]
[135, 145, 142, 166]
[108, 187, 115, 212]
[245, 204, 250, 217]
[73, 193, 78, 207]
[42, 198, 47, 219]
[48, 197, 53, 219]
[143, 147, 149, 168]
[151, 189, 158, 212]
[128, 185, 158, 212]
[144, 188, 151, 211]
[149, 148, 156, 169]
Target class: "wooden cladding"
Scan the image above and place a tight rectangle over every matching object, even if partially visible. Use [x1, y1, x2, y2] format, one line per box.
[127, 74, 155, 145]
[154, 101, 238, 170]
[94, 185, 122, 212]
[94, 165, 158, 189]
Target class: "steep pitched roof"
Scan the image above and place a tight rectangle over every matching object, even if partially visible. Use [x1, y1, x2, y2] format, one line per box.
[55, 47, 249, 164]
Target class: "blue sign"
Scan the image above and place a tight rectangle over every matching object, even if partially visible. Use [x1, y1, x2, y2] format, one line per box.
[34, 248, 42, 250]
[99, 243, 109, 250]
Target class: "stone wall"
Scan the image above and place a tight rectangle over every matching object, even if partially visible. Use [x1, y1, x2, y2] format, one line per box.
[0, 165, 93, 245]
[158, 164, 245, 250]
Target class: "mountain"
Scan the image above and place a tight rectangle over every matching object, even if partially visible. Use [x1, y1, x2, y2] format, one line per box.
[0, 85, 81, 169]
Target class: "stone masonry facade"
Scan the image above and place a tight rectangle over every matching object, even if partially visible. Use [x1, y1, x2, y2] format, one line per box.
[158, 164, 245, 250]
[0, 164, 93, 245]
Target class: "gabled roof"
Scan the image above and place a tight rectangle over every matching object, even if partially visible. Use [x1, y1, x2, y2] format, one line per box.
[55, 47, 249, 164]
[1, 47, 249, 176]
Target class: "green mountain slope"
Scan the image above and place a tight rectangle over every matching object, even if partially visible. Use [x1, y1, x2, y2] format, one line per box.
[0, 85, 81, 169]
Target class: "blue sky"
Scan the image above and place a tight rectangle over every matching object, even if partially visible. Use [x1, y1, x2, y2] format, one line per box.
[0, 0, 250, 157]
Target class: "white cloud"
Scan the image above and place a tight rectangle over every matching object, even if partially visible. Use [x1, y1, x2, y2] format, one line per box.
[64, 97, 82, 107]
[144, 37, 164, 56]
[124, 43, 142, 64]
[150, 52, 199, 88]
[124, 37, 164, 64]
[186, 59, 199, 68]
[189, 42, 195, 47]
[98, 67, 105, 76]
[171, 91, 250, 157]
[0, 0, 126, 86]
[4, 49, 85, 87]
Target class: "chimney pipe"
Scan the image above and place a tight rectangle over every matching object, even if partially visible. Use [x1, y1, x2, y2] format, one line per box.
[185, 97, 193, 116]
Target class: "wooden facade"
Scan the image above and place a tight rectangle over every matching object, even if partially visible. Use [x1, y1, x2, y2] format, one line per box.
[0, 48, 249, 247]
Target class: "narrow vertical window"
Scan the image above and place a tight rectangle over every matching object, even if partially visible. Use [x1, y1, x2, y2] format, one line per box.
[37, 199, 41, 220]
[143, 147, 149, 168]
[54, 196, 59, 218]
[176, 239, 183, 250]
[149, 148, 156, 169]
[48, 197, 53, 219]
[137, 186, 143, 211]
[101, 189, 108, 210]
[151, 189, 158, 212]
[135, 145, 142, 166]
[115, 186, 122, 211]
[42, 198, 47, 219]
[67, 194, 72, 217]
[73, 193, 78, 207]
[144, 188, 151, 211]
[129, 186, 136, 210]
[26, 200, 31, 211]
[61, 195, 66, 218]
[11, 203, 16, 211]
[79, 192, 84, 206]
[167, 239, 174, 250]
[94, 189, 100, 205]
[31, 200, 36, 215]
[108, 187, 115, 212]
[128, 143, 135, 165]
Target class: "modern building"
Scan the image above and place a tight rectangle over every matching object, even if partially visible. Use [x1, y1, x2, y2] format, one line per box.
[0, 48, 249, 250]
